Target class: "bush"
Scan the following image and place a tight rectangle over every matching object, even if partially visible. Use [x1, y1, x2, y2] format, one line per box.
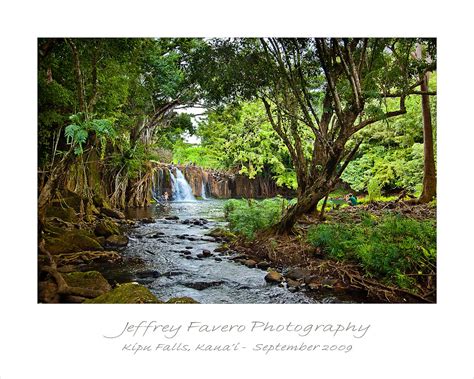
[307, 212, 436, 289]
[224, 198, 287, 239]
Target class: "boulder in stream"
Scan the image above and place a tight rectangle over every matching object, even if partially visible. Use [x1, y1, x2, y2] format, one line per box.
[265, 271, 283, 283]
[106, 234, 129, 247]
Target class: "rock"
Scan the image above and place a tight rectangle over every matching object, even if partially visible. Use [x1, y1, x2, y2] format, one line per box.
[101, 207, 125, 219]
[285, 268, 312, 282]
[182, 219, 191, 225]
[230, 254, 248, 261]
[202, 249, 212, 257]
[94, 219, 120, 237]
[63, 271, 112, 294]
[166, 297, 200, 304]
[45, 206, 78, 223]
[187, 237, 197, 241]
[62, 271, 109, 290]
[256, 261, 271, 270]
[177, 234, 188, 240]
[135, 270, 161, 279]
[185, 256, 193, 260]
[286, 278, 300, 290]
[201, 236, 216, 242]
[165, 215, 179, 220]
[140, 217, 155, 224]
[265, 271, 283, 283]
[147, 232, 165, 238]
[181, 250, 192, 255]
[84, 282, 162, 304]
[184, 281, 224, 290]
[106, 234, 129, 247]
[207, 228, 236, 241]
[241, 259, 257, 268]
[214, 245, 229, 253]
[45, 230, 103, 254]
[214, 257, 222, 262]
[185, 246, 193, 249]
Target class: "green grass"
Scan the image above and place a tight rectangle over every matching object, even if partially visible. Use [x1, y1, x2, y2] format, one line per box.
[224, 198, 290, 239]
[307, 212, 436, 290]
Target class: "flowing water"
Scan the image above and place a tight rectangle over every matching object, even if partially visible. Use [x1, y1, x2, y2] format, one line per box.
[118, 200, 325, 304]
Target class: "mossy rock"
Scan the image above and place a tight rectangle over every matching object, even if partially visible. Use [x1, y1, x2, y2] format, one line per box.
[84, 283, 162, 304]
[101, 207, 125, 220]
[45, 206, 78, 223]
[45, 230, 103, 254]
[166, 297, 200, 304]
[106, 234, 129, 247]
[207, 228, 236, 241]
[95, 219, 120, 237]
[63, 271, 111, 294]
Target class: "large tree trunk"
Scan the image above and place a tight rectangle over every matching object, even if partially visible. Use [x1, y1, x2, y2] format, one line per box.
[275, 188, 325, 234]
[418, 72, 436, 203]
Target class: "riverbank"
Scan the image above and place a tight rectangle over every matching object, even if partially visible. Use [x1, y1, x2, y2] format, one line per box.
[225, 200, 437, 303]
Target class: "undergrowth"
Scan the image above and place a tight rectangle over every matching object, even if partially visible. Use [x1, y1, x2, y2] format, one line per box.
[307, 212, 436, 289]
[224, 198, 289, 239]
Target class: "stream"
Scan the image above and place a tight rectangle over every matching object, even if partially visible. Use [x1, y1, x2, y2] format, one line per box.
[106, 199, 327, 304]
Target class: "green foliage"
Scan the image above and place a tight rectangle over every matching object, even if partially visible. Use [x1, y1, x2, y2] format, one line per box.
[224, 198, 288, 239]
[342, 80, 437, 194]
[172, 141, 221, 168]
[65, 113, 115, 156]
[307, 213, 436, 289]
[193, 101, 297, 189]
[367, 178, 382, 201]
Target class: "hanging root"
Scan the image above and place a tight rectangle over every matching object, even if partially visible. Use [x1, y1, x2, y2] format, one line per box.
[39, 240, 105, 299]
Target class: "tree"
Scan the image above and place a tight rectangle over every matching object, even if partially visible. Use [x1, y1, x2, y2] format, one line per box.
[194, 38, 436, 233]
[415, 44, 437, 203]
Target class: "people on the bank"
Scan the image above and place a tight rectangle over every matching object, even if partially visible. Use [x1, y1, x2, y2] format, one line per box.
[163, 191, 169, 201]
[345, 193, 358, 206]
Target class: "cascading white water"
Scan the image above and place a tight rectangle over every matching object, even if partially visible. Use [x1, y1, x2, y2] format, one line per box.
[201, 181, 208, 199]
[170, 168, 196, 201]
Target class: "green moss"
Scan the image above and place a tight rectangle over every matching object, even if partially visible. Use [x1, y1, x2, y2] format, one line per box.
[63, 271, 111, 293]
[45, 230, 103, 254]
[207, 227, 236, 241]
[95, 219, 120, 237]
[166, 297, 200, 304]
[84, 283, 162, 304]
[45, 206, 78, 223]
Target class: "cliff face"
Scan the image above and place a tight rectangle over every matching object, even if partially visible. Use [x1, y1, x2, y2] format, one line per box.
[153, 164, 294, 199]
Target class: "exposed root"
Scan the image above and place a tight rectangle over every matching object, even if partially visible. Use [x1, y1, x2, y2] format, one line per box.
[39, 240, 106, 299]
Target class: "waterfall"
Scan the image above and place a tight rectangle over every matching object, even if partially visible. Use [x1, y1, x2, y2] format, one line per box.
[170, 168, 195, 201]
[201, 181, 207, 199]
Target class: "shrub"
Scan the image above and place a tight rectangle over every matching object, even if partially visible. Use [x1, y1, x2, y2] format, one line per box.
[224, 198, 287, 239]
[307, 212, 436, 289]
